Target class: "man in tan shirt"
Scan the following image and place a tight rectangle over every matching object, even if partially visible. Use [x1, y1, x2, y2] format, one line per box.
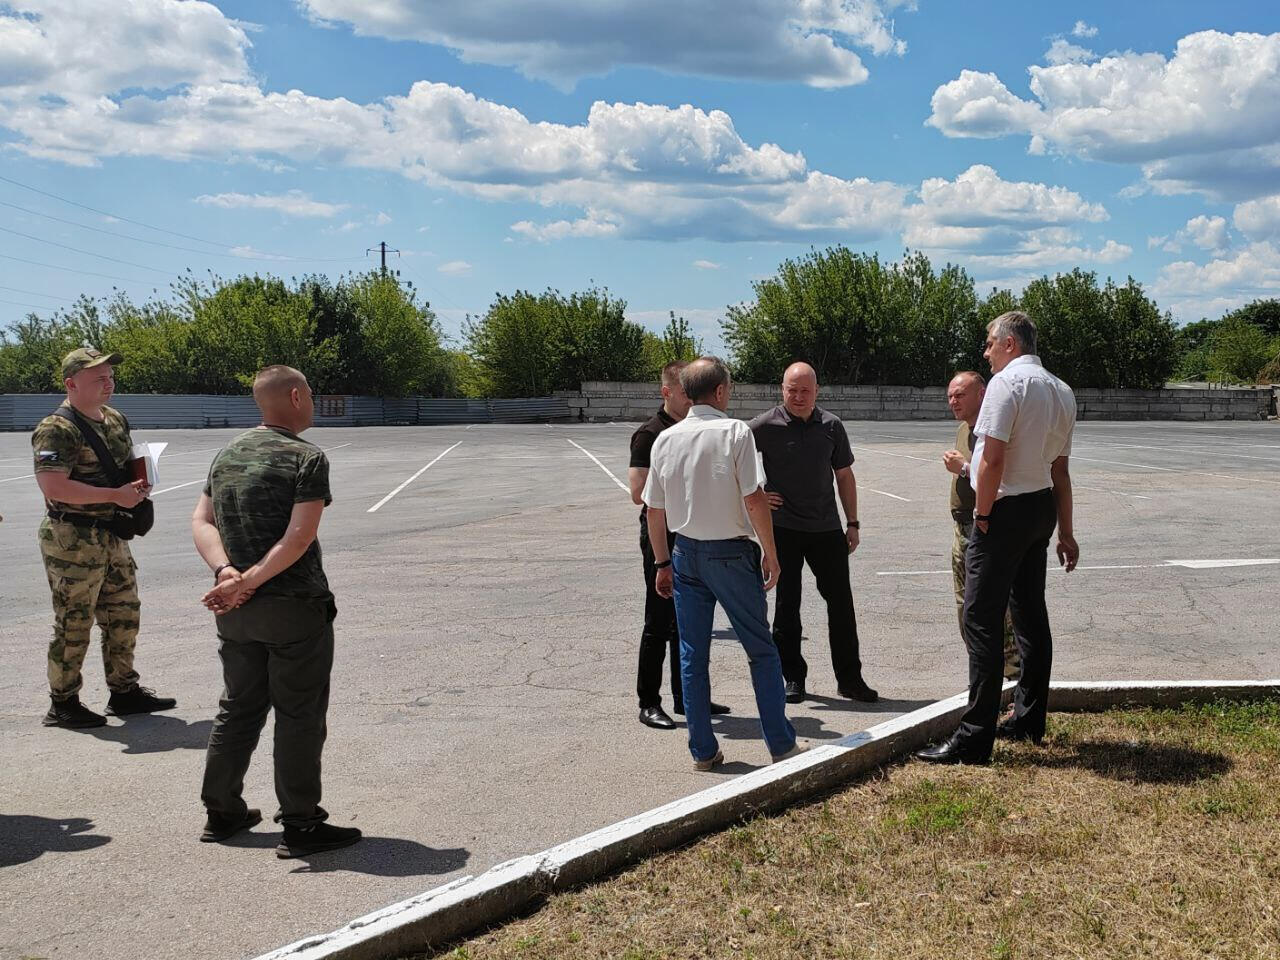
[942, 371, 1017, 680]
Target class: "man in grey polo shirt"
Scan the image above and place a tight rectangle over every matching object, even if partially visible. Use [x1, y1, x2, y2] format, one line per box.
[643, 357, 800, 771]
[918, 312, 1078, 765]
[751, 362, 878, 704]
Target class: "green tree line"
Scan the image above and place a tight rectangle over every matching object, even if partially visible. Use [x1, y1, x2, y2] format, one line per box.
[2, 254, 1277, 396]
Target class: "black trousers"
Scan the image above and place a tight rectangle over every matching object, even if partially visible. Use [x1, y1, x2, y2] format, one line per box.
[201, 595, 335, 828]
[770, 526, 862, 687]
[956, 488, 1058, 757]
[638, 522, 682, 710]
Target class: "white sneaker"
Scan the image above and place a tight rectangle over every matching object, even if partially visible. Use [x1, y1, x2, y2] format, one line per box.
[771, 743, 809, 764]
[693, 749, 724, 771]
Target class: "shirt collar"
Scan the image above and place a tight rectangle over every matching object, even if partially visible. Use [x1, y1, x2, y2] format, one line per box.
[782, 403, 819, 424]
[656, 406, 676, 426]
[688, 403, 727, 419]
[1005, 354, 1042, 370]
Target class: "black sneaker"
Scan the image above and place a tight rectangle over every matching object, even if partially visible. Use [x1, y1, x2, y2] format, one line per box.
[42, 696, 107, 729]
[106, 686, 177, 716]
[200, 808, 263, 843]
[784, 680, 805, 704]
[276, 823, 362, 859]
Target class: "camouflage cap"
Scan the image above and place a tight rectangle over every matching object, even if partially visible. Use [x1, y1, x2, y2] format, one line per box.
[62, 347, 123, 380]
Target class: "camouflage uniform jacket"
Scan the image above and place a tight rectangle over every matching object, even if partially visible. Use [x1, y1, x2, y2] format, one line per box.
[31, 405, 131, 520]
[205, 426, 334, 601]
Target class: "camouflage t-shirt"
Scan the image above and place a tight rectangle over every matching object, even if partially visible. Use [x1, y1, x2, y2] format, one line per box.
[31, 405, 132, 519]
[205, 426, 333, 600]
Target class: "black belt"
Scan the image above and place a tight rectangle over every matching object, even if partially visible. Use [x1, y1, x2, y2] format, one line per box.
[47, 510, 114, 530]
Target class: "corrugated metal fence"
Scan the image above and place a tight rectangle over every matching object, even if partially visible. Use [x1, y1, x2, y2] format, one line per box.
[0, 394, 571, 431]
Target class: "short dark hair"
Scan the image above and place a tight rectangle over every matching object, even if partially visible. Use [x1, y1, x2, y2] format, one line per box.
[988, 311, 1037, 354]
[679, 356, 731, 403]
[660, 360, 687, 388]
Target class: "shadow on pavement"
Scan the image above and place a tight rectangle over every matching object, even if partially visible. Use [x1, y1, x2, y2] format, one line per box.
[85, 715, 214, 754]
[224, 832, 472, 877]
[0, 814, 111, 868]
[710, 713, 843, 742]
[1003, 739, 1232, 785]
[808, 695, 937, 715]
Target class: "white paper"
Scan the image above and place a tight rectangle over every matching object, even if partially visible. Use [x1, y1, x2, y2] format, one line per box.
[130, 442, 167, 486]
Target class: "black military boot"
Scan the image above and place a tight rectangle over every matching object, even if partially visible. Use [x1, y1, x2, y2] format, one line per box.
[106, 686, 177, 716]
[42, 695, 107, 729]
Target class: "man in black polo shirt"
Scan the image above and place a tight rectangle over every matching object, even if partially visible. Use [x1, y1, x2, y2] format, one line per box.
[628, 361, 729, 729]
[750, 362, 878, 704]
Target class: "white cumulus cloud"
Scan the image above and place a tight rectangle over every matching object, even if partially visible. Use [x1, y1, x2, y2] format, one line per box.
[1071, 20, 1098, 39]
[927, 31, 1280, 200]
[297, 0, 910, 89]
[1044, 38, 1095, 66]
[1233, 195, 1280, 240]
[195, 190, 346, 218]
[692, 259, 721, 270]
[438, 260, 472, 275]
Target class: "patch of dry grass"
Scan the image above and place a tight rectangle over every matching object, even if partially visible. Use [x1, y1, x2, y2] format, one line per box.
[416, 701, 1280, 960]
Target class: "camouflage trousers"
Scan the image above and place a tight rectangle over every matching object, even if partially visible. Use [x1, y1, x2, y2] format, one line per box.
[952, 519, 1020, 680]
[38, 518, 141, 701]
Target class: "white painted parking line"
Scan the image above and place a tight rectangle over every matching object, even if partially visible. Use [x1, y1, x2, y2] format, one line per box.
[851, 444, 934, 464]
[864, 487, 911, 502]
[367, 441, 463, 513]
[151, 478, 205, 496]
[321, 442, 353, 453]
[1073, 455, 1280, 486]
[1080, 439, 1280, 463]
[566, 438, 629, 494]
[0, 472, 35, 483]
[877, 558, 1280, 576]
[1073, 484, 1151, 500]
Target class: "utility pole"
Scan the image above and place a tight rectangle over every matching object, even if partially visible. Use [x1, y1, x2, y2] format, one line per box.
[366, 241, 400, 278]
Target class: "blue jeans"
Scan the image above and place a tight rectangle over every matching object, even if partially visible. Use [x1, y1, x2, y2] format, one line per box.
[671, 535, 796, 762]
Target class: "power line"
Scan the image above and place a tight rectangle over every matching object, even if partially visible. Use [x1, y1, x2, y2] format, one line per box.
[0, 252, 155, 285]
[0, 284, 75, 303]
[0, 173, 366, 264]
[0, 198, 361, 263]
[0, 225, 174, 277]
[0, 297, 60, 311]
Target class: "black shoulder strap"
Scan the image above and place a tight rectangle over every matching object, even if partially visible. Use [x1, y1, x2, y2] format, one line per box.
[53, 405, 127, 486]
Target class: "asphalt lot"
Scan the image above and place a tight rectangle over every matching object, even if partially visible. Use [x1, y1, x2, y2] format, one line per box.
[1, 417, 1278, 960]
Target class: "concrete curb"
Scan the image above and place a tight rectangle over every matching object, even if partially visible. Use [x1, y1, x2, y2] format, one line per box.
[251, 679, 1279, 960]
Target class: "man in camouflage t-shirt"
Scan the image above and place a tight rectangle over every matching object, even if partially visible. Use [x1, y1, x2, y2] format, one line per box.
[190, 365, 360, 858]
[31, 347, 175, 729]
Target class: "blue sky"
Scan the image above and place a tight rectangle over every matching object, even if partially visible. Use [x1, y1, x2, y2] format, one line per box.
[2, 0, 1278, 352]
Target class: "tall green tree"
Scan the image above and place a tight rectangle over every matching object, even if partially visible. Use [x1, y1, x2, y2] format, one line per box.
[1206, 315, 1276, 384]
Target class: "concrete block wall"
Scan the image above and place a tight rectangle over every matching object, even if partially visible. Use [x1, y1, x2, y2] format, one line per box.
[569, 382, 1272, 422]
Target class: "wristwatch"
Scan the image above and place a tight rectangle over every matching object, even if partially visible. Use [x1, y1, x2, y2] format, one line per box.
[654, 559, 672, 569]
[959, 462, 970, 480]
[847, 520, 860, 530]
[212, 562, 234, 580]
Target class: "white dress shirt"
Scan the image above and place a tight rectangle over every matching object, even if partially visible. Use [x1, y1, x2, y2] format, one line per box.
[642, 404, 766, 541]
[972, 355, 1076, 499]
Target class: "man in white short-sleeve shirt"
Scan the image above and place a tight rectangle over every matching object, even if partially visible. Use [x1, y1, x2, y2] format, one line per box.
[643, 357, 799, 771]
[918, 312, 1080, 765]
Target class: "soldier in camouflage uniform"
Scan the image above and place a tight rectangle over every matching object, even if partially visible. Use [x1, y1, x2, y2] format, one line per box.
[191, 364, 360, 857]
[32, 347, 176, 729]
[943, 371, 1019, 680]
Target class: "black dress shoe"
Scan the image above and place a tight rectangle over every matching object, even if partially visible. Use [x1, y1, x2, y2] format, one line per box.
[672, 702, 731, 716]
[784, 681, 805, 704]
[914, 736, 990, 765]
[838, 679, 879, 703]
[639, 706, 677, 729]
[996, 718, 1042, 744]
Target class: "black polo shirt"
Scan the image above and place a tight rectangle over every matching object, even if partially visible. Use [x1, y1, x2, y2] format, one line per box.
[630, 407, 677, 525]
[749, 404, 854, 532]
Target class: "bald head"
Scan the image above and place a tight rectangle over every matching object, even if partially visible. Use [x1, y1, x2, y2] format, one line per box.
[781, 361, 818, 419]
[679, 356, 732, 409]
[946, 370, 985, 425]
[253, 365, 314, 432]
